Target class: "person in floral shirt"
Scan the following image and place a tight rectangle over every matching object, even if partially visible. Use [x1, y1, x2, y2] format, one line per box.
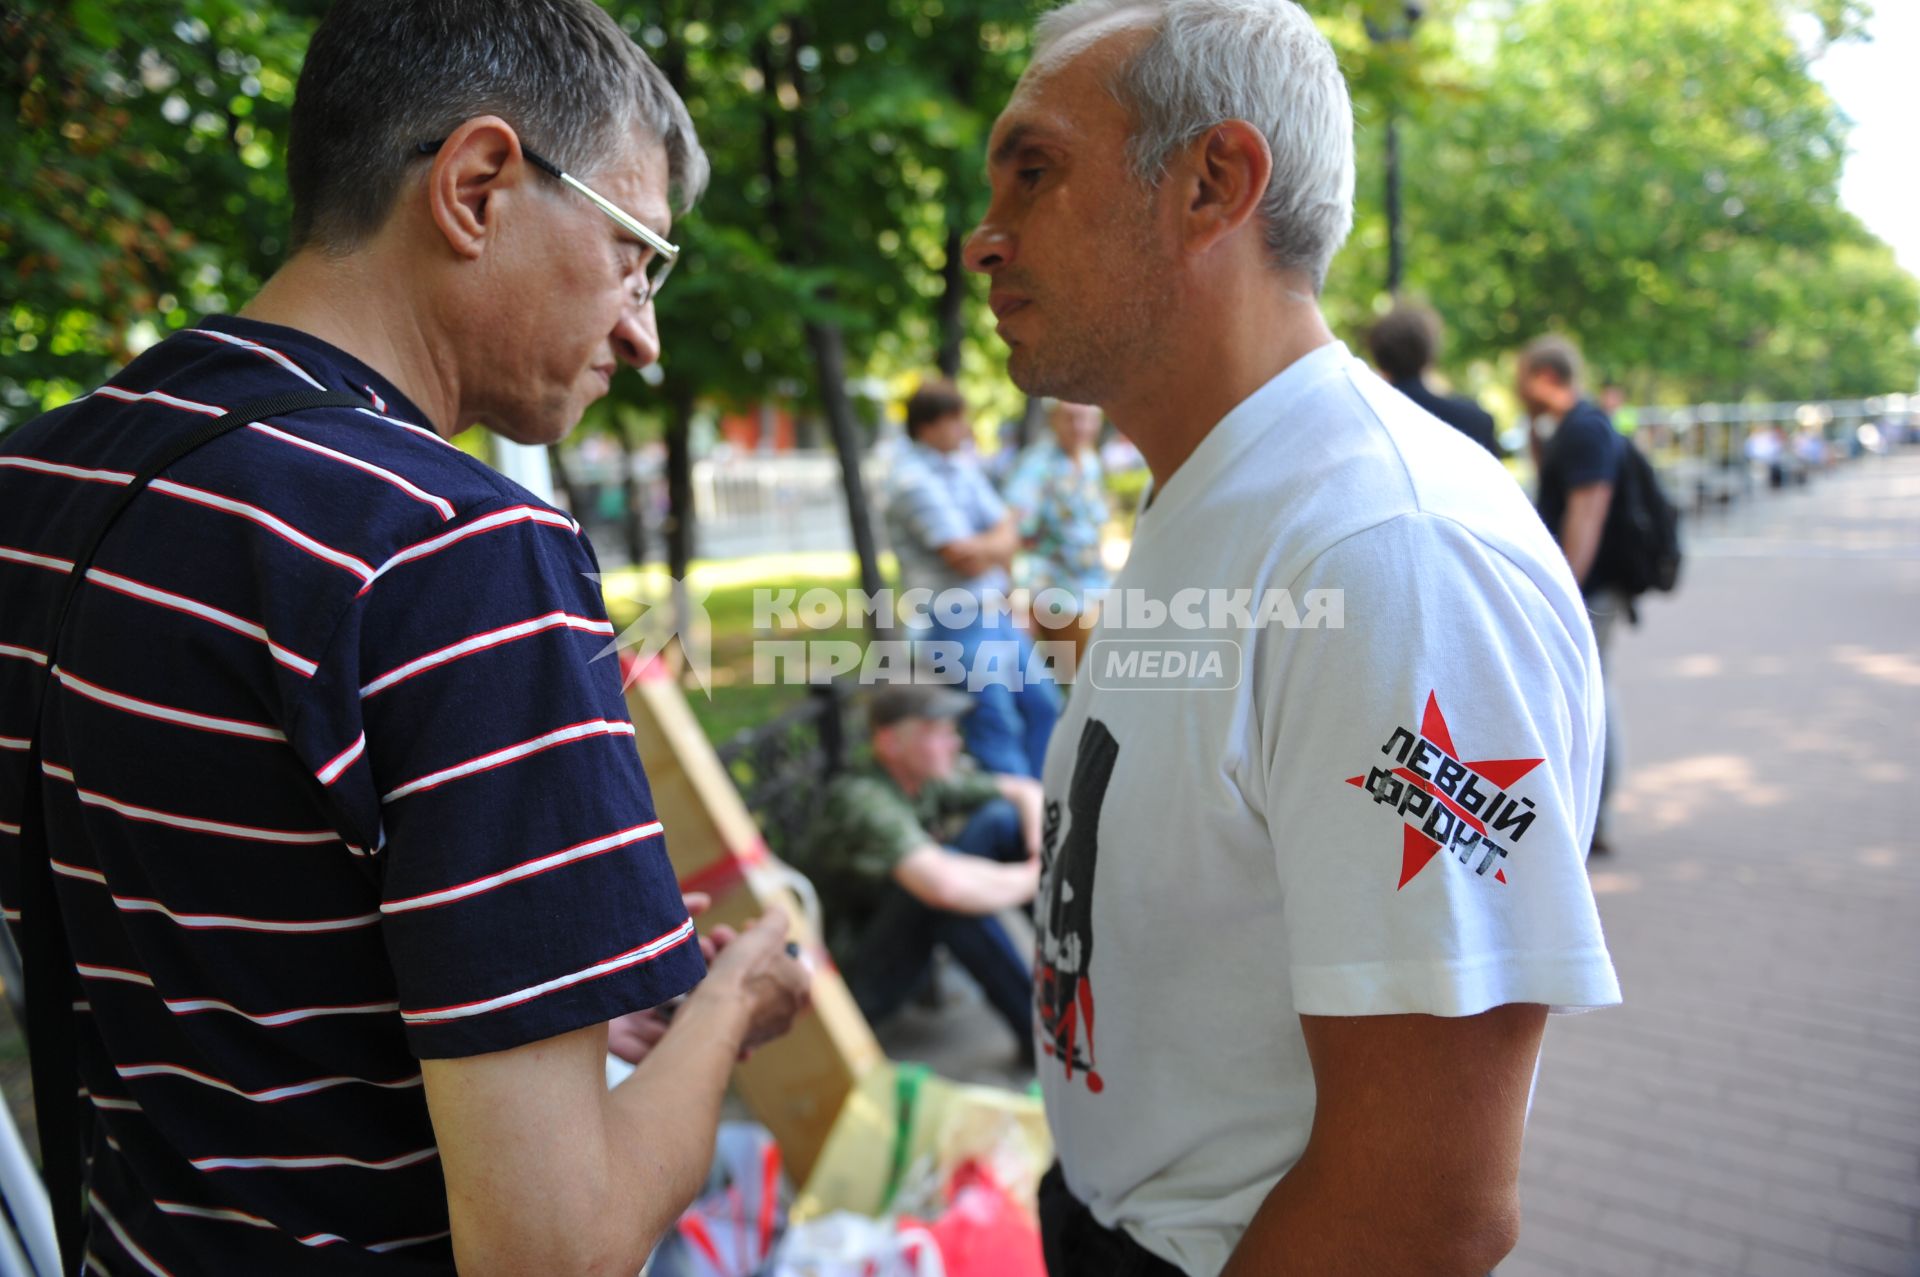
[1005, 400, 1113, 669]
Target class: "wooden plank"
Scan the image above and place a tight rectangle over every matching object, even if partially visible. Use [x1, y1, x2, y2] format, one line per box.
[622, 658, 882, 1183]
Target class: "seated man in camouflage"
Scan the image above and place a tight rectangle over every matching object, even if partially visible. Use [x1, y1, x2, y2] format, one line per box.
[801, 686, 1043, 1061]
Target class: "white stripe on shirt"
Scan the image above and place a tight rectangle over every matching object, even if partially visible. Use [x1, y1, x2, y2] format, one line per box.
[119, 1063, 421, 1104]
[64, 849, 372, 933]
[360, 611, 616, 698]
[401, 918, 695, 1025]
[154, 1201, 275, 1230]
[86, 569, 319, 676]
[363, 505, 578, 591]
[245, 423, 455, 520]
[315, 732, 365, 786]
[89, 1192, 175, 1277]
[185, 328, 326, 389]
[87, 385, 225, 417]
[381, 719, 636, 803]
[0, 543, 76, 573]
[0, 455, 135, 486]
[110, 895, 381, 934]
[189, 1146, 439, 1173]
[163, 996, 401, 1027]
[147, 478, 375, 580]
[44, 764, 340, 845]
[382, 820, 665, 914]
[0, 643, 49, 666]
[52, 666, 287, 742]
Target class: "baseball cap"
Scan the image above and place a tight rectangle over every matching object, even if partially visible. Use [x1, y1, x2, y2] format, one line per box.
[866, 684, 975, 729]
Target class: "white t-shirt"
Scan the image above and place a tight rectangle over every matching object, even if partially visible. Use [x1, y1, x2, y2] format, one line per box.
[1033, 342, 1621, 1275]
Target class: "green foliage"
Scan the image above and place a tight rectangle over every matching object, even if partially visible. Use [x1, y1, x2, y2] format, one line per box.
[3, 0, 1915, 441]
[1319, 0, 1920, 400]
[2, 0, 322, 425]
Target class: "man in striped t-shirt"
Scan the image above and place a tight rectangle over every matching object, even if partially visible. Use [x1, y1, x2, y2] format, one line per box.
[0, 2, 808, 1272]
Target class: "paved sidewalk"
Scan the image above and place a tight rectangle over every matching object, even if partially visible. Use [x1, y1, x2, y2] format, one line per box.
[1500, 450, 1920, 1277]
[888, 449, 1920, 1276]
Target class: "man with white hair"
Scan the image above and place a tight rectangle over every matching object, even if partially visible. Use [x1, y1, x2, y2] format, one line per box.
[964, 2, 1620, 1273]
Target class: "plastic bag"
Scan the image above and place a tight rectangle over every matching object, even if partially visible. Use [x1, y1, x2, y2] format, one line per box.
[648, 1123, 787, 1277]
[770, 1212, 944, 1277]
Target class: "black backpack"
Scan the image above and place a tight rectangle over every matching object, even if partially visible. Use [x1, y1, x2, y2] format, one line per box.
[1600, 433, 1683, 619]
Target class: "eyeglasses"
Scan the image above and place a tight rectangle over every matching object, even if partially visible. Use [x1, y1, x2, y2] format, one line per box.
[415, 138, 680, 311]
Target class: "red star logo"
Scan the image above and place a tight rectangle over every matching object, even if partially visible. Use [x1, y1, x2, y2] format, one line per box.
[1345, 691, 1544, 889]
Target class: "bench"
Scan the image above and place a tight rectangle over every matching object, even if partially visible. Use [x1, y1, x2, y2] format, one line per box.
[714, 680, 855, 862]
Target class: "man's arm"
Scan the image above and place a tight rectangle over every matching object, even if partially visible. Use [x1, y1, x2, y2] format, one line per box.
[994, 774, 1045, 858]
[938, 512, 1020, 578]
[893, 842, 1039, 914]
[1221, 1004, 1545, 1277]
[422, 912, 809, 1276]
[1558, 481, 1613, 586]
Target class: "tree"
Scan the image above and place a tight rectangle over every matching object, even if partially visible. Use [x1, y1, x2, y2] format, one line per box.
[1314, 0, 1918, 400]
[2, 0, 322, 429]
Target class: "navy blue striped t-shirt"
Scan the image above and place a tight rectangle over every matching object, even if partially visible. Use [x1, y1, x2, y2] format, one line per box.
[0, 315, 705, 1273]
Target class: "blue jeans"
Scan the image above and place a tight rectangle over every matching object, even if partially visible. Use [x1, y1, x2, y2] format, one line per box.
[923, 615, 1061, 779]
[842, 799, 1033, 1047]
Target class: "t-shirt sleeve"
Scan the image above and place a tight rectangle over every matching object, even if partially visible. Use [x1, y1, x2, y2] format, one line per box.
[1554, 410, 1620, 489]
[815, 777, 932, 883]
[1257, 512, 1620, 1018]
[287, 498, 705, 1059]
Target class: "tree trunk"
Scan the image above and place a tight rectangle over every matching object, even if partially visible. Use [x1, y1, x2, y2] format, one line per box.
[615, 416, 649, 567]
[806, 319, 890, 619]
[766, 24, 889, 634]
[665, 385, 696, 642]
[545, 442, 589, 522]
[936, 224, 966, 378]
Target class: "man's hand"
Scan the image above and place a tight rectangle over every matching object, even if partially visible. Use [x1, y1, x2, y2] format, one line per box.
[1221, 1004, 1547, 1277]
[696, 908, 811, 1053]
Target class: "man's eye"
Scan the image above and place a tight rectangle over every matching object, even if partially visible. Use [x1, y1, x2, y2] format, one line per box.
[1018, 167, 1045, 186]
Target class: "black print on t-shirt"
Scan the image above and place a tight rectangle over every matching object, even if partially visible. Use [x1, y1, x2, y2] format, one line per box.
[1037, 716, 1118, 1094]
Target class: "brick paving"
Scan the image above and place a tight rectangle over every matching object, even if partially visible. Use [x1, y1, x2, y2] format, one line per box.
[892, 449, 1920, 1276]
[1499, 450, 1920, 1277]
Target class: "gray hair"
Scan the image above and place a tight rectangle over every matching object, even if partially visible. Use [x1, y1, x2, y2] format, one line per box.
[289, 0, 709, 253]
[1033, 0, 1354, 293]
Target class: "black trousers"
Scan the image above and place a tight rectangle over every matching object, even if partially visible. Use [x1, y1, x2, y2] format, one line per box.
[1039, 1165, 1499, 1276]
[1039, 1164, 1186, 1277]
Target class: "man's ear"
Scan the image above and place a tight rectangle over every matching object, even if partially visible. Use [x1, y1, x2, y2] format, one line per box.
[425, 116, 528, 261]
[1178, 118, 1273, 258]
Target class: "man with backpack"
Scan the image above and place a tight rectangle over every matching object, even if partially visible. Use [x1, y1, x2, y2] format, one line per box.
[1519, 335, 1679, 858]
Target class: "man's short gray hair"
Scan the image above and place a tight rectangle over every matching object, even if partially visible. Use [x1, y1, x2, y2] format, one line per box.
[1033, 0, 1354, 293]
[289, 0, 709, 253]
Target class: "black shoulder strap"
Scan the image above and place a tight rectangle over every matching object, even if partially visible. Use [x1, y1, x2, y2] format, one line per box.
[18, 389, 366, 1273]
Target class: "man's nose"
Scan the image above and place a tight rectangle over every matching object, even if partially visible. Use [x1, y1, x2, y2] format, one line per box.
[613, 302, 661, 370]
[963, 216, 1010, 275]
